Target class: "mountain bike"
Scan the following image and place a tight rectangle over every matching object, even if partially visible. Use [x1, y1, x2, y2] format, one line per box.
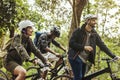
[25, 54, 71, 80]
[0, 58, 48, 80]
[0, 54, 71, 80]
[46, 54, 71, 80]
[53, 58, 120, 80]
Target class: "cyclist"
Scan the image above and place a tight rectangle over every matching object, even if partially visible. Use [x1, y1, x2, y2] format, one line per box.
[68, 14, 120, 80]
[35, 27, 66, 79]
[3, 20, 48, 80]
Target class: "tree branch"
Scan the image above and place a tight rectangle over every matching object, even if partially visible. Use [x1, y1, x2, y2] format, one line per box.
[68, 0, 73, 7]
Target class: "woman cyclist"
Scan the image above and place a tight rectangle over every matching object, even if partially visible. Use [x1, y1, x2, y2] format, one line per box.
[3, 20, 48, 80]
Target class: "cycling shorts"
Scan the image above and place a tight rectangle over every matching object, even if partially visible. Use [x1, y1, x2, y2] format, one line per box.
[3, 59, 19, 74]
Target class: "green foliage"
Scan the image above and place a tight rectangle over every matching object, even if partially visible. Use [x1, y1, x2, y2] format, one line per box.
[35, 0, 62, 12]
[34, 0, 71, 29]
[0, 0, 16, 37]
[0, 0, 120, 79]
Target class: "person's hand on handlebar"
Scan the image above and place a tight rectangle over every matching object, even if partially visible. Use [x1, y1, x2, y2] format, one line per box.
[55, 53, 62, 58]
[114, 56, 120, 60]
[33, 58, 40, 65]
[33, 58, 52, 67]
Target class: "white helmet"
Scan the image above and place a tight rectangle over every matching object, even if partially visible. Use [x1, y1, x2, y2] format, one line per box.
[18, 20, 35, 31]
[84, 14, 97, 22]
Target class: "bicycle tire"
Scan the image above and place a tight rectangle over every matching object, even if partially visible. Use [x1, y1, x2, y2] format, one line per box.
[0, 70, 9, 80]
[53, 75, 73, 80]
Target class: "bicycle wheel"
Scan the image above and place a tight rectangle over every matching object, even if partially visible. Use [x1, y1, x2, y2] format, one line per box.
[0, 70, 9, 80]
[53, 75, 73, 80]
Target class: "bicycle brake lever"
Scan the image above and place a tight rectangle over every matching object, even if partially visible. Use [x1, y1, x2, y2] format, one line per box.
[113, 56, 120, 61]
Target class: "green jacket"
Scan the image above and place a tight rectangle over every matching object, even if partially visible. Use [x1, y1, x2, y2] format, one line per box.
[5, 34, 46, 65]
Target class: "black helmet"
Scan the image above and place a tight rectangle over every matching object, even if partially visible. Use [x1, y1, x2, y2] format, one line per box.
[50, 27, 60, 37]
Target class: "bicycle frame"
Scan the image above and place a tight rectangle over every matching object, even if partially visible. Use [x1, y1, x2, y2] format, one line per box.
[50, 56, 70, 80]
[12, 56, 69, 80]
[25, 67, 42, 79]
[83, 58, 116, 80]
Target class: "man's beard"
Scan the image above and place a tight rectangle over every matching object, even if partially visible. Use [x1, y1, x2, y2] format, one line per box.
[88, 23, 95, 29]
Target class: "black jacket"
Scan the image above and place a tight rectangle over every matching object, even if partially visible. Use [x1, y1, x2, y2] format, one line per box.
[68, 23, 116, 64]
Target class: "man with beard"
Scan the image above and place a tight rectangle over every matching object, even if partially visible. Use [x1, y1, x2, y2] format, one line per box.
[68, 14, 120, 80]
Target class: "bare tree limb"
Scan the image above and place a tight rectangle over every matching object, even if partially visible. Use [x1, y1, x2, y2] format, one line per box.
[68, 0, 88, 38]
[68, 0, 73, 7]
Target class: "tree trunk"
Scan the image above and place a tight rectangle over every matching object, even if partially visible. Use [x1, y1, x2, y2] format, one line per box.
[69, 0, 88, 38]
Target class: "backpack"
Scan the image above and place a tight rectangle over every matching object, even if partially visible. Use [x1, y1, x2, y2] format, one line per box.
[1, 34, 30, 61]
[34, 32, 43, 46]
[0, 35, 19, 58]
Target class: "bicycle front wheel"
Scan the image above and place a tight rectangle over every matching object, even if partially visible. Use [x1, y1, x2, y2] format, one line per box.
[53, 75, 73, 80]
[0, 70, 9, 80]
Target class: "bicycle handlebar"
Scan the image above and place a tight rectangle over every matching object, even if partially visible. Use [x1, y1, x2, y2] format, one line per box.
[101, 57, 118, 62]
[27, 58, 49, 68]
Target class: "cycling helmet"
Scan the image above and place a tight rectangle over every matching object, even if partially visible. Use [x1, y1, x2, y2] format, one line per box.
[84, 14, 97, 22]
[18, 20, 35, 31]
[50, 27, 60, 37]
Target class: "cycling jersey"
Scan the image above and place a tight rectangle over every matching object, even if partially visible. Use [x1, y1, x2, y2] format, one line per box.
[36, 32, 60, 53]
[3, 34, 46, 73]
